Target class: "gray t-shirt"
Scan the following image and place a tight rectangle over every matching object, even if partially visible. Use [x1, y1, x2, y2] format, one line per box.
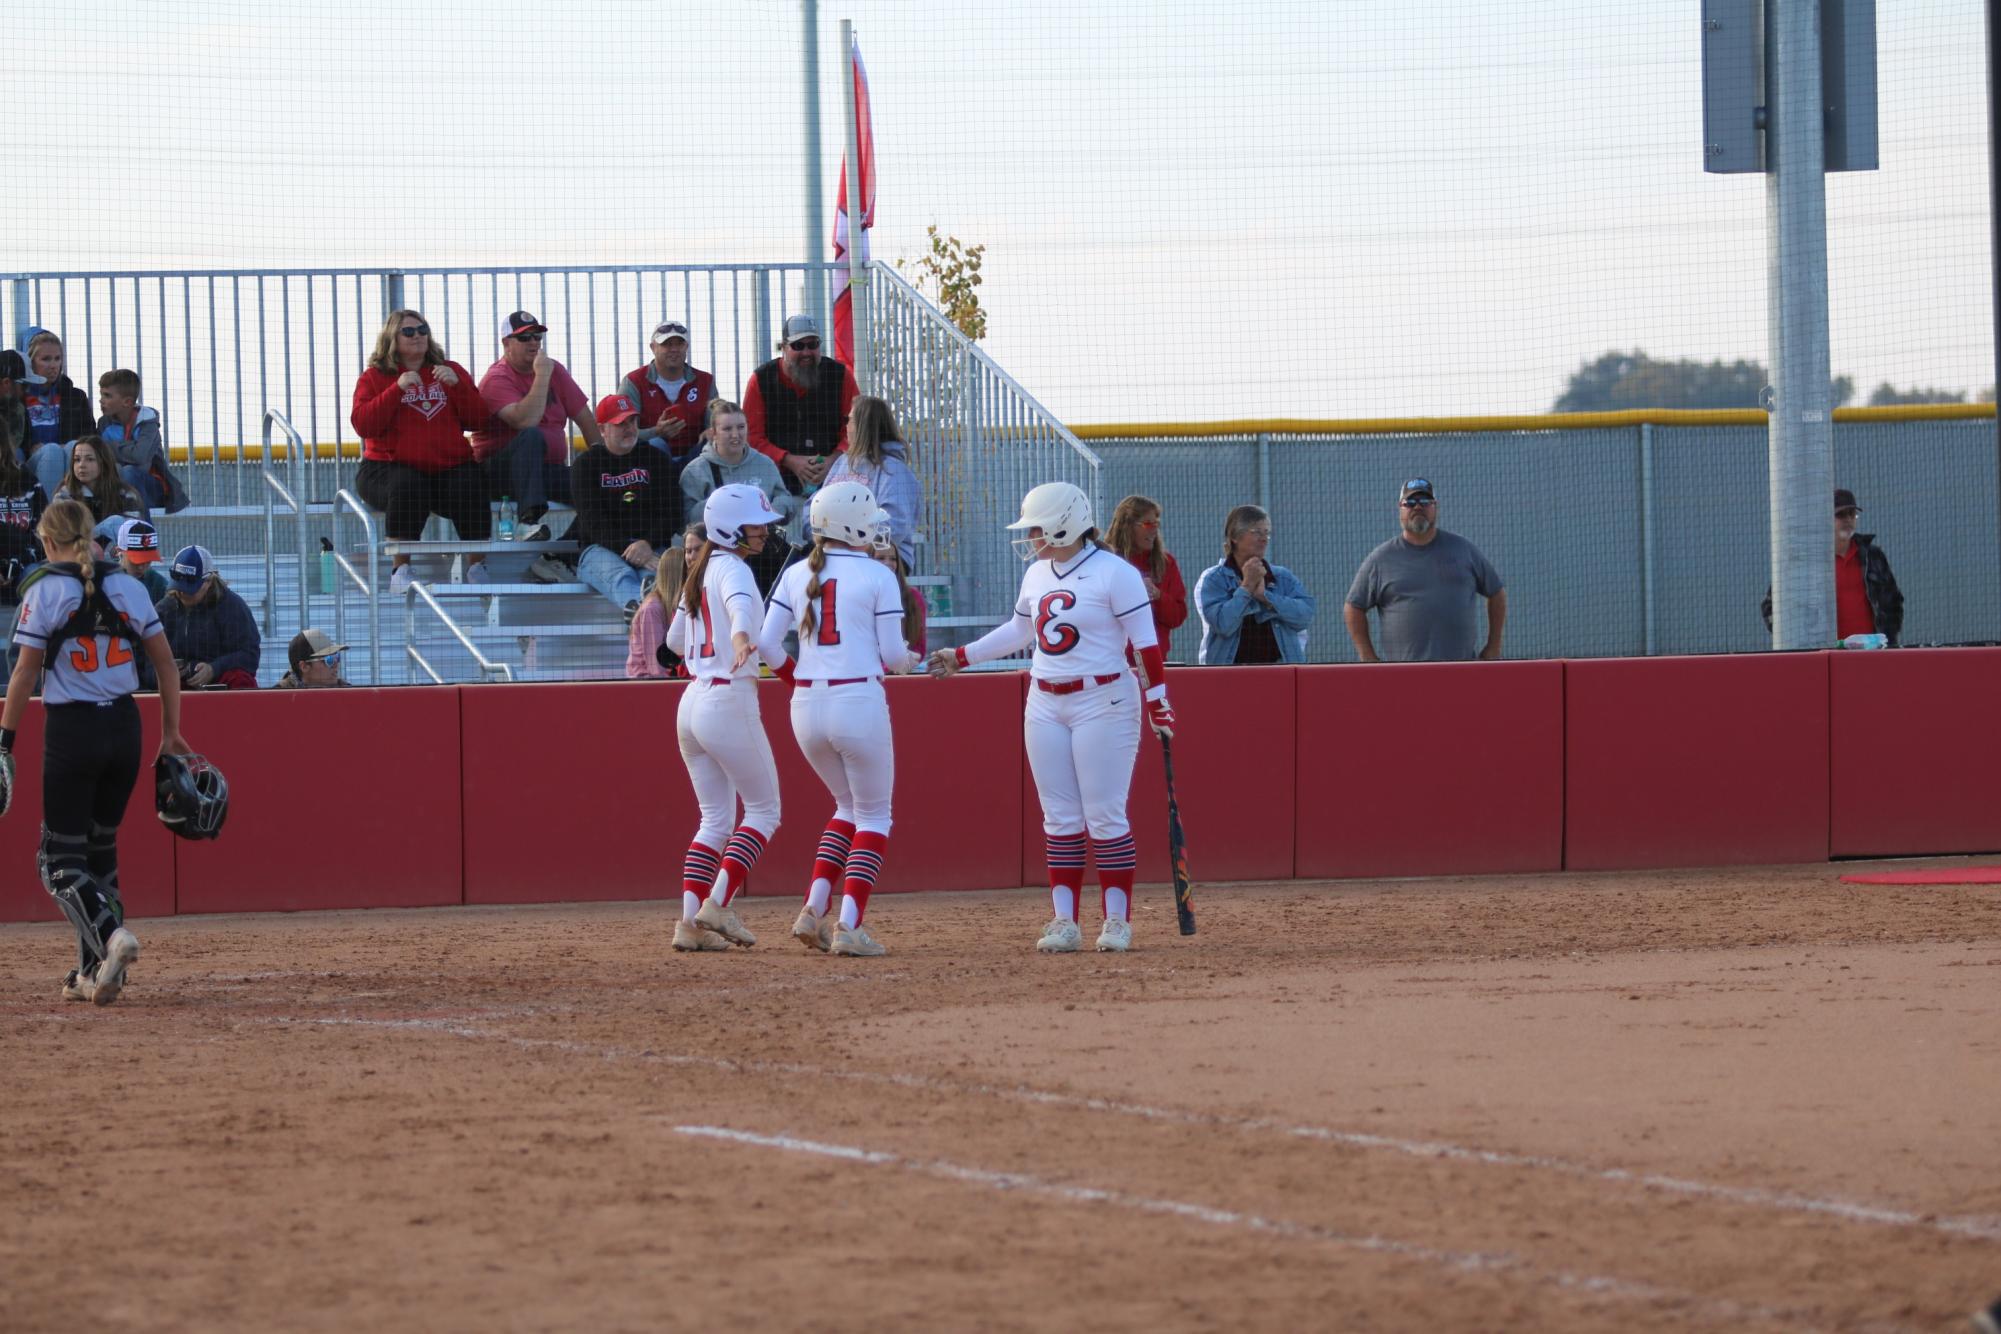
[1345, 530, 1503, 662]
[15, 567, 162, 703]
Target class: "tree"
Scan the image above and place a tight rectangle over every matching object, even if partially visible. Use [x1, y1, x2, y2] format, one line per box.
[1866, 382, 1967, 406]
[1553, 350, 1854, 412]
[899, 224, 986, 341]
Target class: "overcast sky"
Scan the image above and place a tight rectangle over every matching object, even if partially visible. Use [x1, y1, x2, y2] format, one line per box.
[12, 0, 1990, 423]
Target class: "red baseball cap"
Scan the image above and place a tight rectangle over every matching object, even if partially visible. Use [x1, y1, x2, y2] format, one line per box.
[595, 394, 639, 426]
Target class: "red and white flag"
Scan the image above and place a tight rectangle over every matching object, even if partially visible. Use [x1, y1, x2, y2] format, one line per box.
[831, 36, 874, 368]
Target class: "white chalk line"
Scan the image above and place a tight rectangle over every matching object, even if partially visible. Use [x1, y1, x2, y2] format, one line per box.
[672, 1124, 1823, 1331]
[267, 1013, 2001, 1246]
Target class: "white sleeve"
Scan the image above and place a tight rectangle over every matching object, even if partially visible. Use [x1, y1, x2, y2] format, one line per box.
[874, 568, 917, 673]
[666, 606, 690, 660]
[1110, 561, 1159, 651]
[720, 560, 764, 643]
[961, 611, 1034, 665]
[756, 563, 802, 668]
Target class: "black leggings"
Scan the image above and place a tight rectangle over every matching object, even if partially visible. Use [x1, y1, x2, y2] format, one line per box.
[42, 697, 141, 971]
[356, 459, 493, 543]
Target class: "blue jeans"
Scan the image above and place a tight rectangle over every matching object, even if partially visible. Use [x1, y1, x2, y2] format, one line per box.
[482, 427, 572, 523]
[30, 442, 69, 498]
[577, 543, 646, 611]
[121, 466, 165, 513]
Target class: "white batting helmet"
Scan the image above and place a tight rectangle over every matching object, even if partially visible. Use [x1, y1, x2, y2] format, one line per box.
[809, 480, 887, 549]
[1006, 481, 1094, 562]
[703, 483, 782, 547]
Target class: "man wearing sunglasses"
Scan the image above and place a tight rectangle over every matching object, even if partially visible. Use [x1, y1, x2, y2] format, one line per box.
[472, 311, 602, 541]
[741, 313, 858, 494]
[1344, 478, 1507, 663]
[1759, 487, 1903, 645]
[274, 628, 350, 689]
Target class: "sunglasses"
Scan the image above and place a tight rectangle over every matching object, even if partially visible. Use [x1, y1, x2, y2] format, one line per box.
[316, 652, 342, 669]
[1137, 519, 1160, 530]
[1401, 498, 1436, 509]
[789, 338, 822, 351]
[511, 332, 545, 343]
[398, 324, 430, 338]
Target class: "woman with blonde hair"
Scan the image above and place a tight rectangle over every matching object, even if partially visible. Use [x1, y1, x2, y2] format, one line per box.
[824, 395, 921, 570]
[1105, 495, 1188, 651]
[350, 309, 495, 593]
[1, 498, 193, 1005]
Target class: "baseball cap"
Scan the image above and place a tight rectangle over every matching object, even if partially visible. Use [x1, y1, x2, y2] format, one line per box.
[288, 627, 347, 672]
[499, 310, 547, 340]
[650, 320, 691, 346]
[92, 515, 125, 552]
[116, 518, 162, 565]
[781, 313, 821, 346]
[169, 544, 214, 594]
[1400, 477, 1437, 502]
[1834, 488, 1861, 515]
[595, 394, 639, 426]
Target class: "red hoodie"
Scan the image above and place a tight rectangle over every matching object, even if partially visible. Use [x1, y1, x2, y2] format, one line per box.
[351, 362, 490, 473]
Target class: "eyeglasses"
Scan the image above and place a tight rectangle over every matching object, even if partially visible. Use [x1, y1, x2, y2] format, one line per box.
[511, 332, 545, 343]
[398, 324, 430, 338]
[1835, 507, 1861, 517]
[1242, 526, 1273, 539]
[788, 338, 822, 351]
[1401, 498, 1436, 509]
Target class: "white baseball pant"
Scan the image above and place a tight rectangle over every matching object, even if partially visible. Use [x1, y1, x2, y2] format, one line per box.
[677, 678, 782, 846]
[1024, 676, 1140, 841]
[789, 679, 895, 835]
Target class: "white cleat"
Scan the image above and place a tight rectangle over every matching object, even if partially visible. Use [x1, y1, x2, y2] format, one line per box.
[830, 923, 887, 958]
[671, 919, 731, 953]
[694, 899, 756, 947]
[91, 928, 140, 1006]
[61, 969, 95, 1002]
[792, 908, 832, 953]
[1095, 917, 1133, 953]
[1036, 917, 1083, 953]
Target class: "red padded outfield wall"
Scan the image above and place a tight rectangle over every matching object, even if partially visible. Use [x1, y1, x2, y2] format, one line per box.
[7, 650, 2000, 925]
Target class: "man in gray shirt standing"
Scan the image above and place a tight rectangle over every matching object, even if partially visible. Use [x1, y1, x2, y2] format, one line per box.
[1343, 477, 1507, 662]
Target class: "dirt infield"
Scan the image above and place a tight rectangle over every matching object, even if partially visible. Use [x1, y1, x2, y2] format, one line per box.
[3, 863, 1998, 1333]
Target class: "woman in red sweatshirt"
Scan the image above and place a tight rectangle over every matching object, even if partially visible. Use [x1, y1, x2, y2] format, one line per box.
[350, 309, 495, 592]
[1106, 494, 1189, 654]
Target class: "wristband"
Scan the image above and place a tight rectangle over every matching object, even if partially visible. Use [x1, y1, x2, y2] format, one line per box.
[953, 646, 970, 669]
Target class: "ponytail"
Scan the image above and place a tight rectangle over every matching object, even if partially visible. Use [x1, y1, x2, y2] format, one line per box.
[680, 539, 716, 617]
[799, 539, 831, 636]
[35, 498, 96, 585]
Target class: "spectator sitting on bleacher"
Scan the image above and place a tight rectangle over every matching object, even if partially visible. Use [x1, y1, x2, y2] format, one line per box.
[824, 395, 920, 570]
[472, 311, 600, 541]
[20, 329, 95, 500]
[571, 395, 684, 624]
[743, 314, 857, 493]
[626, 526, 701, 680]
[273, 628, 350, 689]
[1, 350, 30, 468]
[158, 545, 260, 690]
[619, 320, 715, 461]
[0, 407, 46, 608]
[56, 436, 147, 525]
[351, 309, 497, 595]
[112, 518, 168, 604]
[681, 400, 798, 593]
[96, 369, 189, 514]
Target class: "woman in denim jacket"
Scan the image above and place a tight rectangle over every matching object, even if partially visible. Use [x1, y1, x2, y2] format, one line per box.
[1195, 505, 1315, 665]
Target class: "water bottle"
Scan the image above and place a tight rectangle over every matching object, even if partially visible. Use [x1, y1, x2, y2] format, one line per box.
[316, 536, 334, 595]
[1840, 632, 1888, 650]
[497, 495, 517, 541]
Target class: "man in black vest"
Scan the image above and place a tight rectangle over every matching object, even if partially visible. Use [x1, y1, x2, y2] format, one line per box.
[742, 313, 858, 494]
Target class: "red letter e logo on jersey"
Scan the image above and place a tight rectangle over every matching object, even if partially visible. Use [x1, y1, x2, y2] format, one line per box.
[1034, 590, 1079, 655]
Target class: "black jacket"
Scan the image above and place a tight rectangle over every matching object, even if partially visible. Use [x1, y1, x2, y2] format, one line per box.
[568, 445, 682, 553]
[1760, 534, 1905, 645]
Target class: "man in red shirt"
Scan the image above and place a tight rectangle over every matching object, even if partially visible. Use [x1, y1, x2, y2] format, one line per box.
[1760, 487, 1905, 645]
[741, 313, 856, 494]
[471, 311, 602, 541]
[617, 321, 715, 461]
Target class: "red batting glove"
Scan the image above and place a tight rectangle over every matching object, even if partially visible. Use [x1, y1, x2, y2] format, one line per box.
[1146, 698, 1175, 740]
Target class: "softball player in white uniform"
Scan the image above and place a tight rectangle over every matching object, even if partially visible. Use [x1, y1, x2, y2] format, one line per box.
[668, 484, 784, 953]
[928, 482, 1175, 952]
[757, 481, 918, 958]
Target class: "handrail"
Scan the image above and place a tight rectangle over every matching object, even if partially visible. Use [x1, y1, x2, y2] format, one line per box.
[404, 582, 513, 684]
[330, 488, 381, 686]
[258, 409, 309, 636]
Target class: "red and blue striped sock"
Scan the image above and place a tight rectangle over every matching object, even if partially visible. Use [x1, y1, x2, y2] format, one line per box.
[838, 830, 888, 927]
